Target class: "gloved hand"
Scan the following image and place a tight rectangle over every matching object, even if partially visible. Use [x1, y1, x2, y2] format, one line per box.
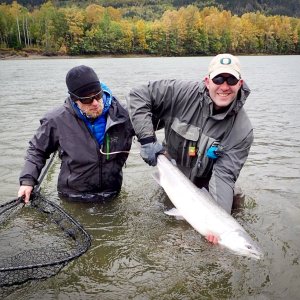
[140, 141, 165, 166]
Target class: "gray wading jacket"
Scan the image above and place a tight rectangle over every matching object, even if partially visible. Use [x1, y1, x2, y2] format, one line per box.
[20, 97, 134, 202]
[127, 80, 253, 213]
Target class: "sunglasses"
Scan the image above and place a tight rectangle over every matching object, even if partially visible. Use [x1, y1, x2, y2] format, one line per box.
[211, 75, 240, 86]
[69, 90, 103, 104]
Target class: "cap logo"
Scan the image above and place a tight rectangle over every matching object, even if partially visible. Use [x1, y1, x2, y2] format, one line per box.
[220, 58, 232, 65]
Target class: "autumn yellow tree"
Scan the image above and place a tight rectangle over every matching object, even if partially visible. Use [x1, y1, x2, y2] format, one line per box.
[0, 4, 15, 47]
[0, 2, 299, 55]
[161, 9, 181, 55]
[61, 6, 85, 54]
[202, 7, 232, 53]
[30, 2, 67, 53]
[176, 5, 207, 55]
[132, 19, 148, 52]
[86, 4, 105, 27]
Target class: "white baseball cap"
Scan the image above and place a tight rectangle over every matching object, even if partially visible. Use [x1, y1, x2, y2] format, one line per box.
[208, 54, 241, 79]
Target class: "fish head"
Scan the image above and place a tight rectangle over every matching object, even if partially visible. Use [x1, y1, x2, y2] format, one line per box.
[219, 229, 263, 260]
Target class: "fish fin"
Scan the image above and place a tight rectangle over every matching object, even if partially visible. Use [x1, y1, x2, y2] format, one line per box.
[164, 208, 185, 220]
[152, 171, 161, 185]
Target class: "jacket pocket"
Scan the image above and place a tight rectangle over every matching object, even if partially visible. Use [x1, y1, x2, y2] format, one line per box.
[167, 118, 200, 168]
[190, 133, 217, 179]
[102, 129, 131, 164]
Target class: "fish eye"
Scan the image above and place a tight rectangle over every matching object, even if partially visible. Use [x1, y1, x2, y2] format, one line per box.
[246, 244, 253, 250]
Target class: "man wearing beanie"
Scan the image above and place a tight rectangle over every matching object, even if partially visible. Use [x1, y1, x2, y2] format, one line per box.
[127, 54, 253, 244]
[18, 65, 134, 203]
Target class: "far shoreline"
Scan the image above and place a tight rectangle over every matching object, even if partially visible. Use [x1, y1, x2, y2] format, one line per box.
[0, 49, 157, 60]
[0, 53, 155, 61]
[1, 49, 298, 61]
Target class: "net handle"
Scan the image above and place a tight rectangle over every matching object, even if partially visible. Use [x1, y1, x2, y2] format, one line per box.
[33, 151, 57, 196]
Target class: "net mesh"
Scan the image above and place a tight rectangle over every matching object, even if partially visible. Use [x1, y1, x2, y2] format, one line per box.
[0, 194, 91, 289]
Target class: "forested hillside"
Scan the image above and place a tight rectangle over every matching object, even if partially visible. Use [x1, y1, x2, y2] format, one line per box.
[0, 0, 299, 18]
[0, 1, 299, 57]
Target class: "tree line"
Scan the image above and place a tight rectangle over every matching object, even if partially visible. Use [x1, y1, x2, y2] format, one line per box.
[2, 0, 300, 18]
[0, 1, 299, 56]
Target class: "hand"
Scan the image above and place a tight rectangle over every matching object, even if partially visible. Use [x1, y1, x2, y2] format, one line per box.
[206, 234, 219, 244]
[140, 141, 165, 166]
[18, 185, 34, 204]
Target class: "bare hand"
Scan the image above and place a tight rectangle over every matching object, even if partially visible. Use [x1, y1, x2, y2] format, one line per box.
[206, 234, 219, 244]
[18, 185, 33, 204]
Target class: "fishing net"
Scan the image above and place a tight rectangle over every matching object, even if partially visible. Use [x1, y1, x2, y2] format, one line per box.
[0, 194, 91, 289]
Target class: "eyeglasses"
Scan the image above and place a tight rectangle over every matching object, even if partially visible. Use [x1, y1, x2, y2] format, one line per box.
[211, 75, 240, 86]
[69, 90, 103, 104]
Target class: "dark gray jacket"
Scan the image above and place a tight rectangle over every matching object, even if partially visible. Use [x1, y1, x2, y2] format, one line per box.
[20, 97, 134, 202]
[127, 80, 253, 213]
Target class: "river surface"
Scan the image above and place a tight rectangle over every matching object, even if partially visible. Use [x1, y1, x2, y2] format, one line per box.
[0, 56, 300, 299]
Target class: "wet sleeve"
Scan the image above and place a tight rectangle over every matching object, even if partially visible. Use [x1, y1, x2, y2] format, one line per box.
[19, 117, 58, 186]
[209, 129, 254, 214]
[126, 80, 179, 143]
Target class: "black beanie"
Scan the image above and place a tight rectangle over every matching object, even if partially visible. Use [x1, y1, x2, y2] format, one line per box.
[66, 65, 101, 97]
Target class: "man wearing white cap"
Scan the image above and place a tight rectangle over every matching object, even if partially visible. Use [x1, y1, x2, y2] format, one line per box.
[126, 54, 253, 243]
[206, 54, 243, 110]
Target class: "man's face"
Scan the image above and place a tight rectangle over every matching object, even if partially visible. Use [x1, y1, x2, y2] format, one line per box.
[75, 92, 104, 118]
[204, 73, 243, 110]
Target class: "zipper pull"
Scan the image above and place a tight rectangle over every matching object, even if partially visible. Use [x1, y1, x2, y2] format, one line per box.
[106, 134, 110, 160]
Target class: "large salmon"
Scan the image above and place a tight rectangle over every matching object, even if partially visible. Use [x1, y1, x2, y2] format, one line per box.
[153, 155, 263, 259]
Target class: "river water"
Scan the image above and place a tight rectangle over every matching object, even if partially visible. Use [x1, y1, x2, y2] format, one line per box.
[0, 55, 300, 299]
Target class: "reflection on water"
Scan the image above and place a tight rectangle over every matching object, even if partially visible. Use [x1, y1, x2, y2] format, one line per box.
[0, 56, 300, 299]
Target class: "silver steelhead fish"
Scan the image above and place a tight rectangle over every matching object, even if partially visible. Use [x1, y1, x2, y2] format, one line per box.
[153, 155, 263, 259]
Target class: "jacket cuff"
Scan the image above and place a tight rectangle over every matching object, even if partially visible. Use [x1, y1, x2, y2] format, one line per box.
[20, 179, 35, 187]
[139, 136, 156, 145]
